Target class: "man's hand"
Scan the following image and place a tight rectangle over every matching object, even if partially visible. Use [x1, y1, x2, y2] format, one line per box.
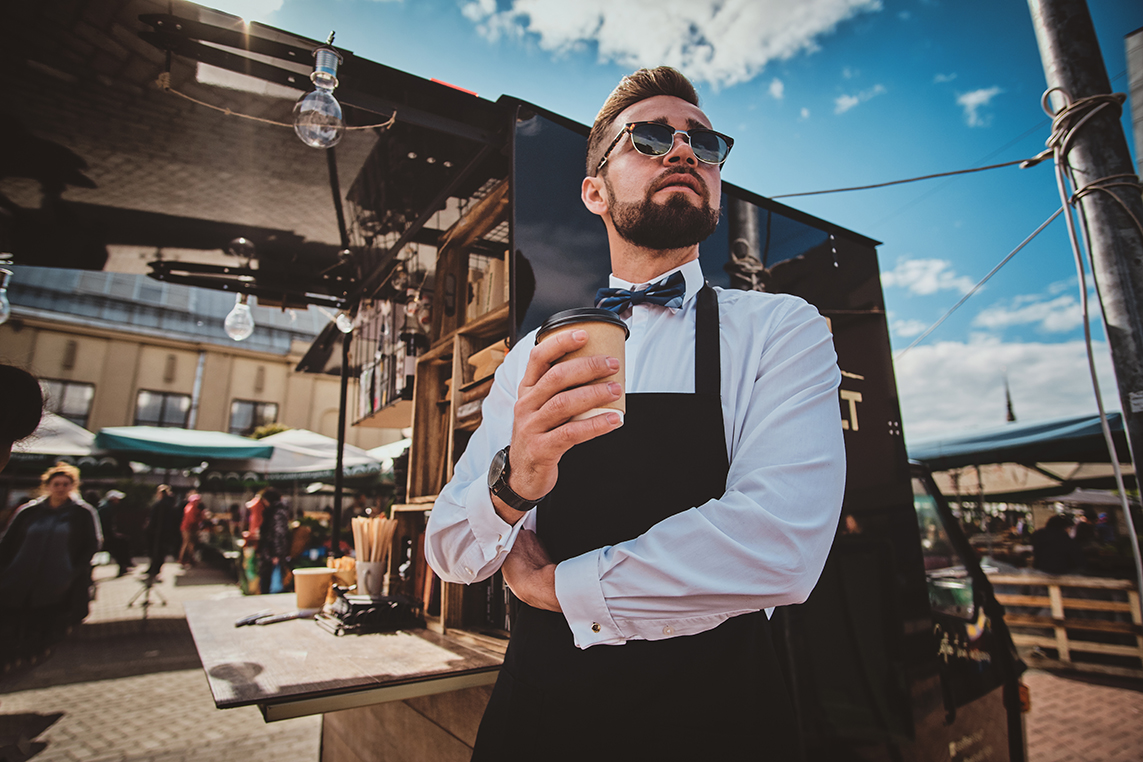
[501, 530, 560, 612]
[492, 329, 622, 524]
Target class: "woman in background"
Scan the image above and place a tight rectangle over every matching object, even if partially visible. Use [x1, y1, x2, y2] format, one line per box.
[0, 462, 101, 665]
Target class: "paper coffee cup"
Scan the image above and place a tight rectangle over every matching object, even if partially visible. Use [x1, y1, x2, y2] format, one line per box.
[536, 308, 629, 422]
[356, 561, 387, 598]
[294, 567, 336, 613]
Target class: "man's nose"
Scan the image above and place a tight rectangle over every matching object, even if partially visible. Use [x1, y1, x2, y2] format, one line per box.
[664, 132, 698, 166]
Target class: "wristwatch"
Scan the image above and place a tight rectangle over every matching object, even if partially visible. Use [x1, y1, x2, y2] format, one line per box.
[488, 445, 545, 512]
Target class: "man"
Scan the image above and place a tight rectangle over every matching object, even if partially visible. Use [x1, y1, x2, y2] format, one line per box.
[425, 66, 845, 759]
[97, 489, 133, 577]
[143, 485, 176, 580]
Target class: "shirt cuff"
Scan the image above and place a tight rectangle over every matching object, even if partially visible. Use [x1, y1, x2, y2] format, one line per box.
[460, 479, 523, 573]
[554, 549, 625, 648]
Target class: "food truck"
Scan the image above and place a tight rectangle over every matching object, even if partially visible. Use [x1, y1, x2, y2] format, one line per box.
[3, 1, 1027, 759]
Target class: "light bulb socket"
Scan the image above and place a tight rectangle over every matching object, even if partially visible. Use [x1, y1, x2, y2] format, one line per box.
[311, 46, 342, 90]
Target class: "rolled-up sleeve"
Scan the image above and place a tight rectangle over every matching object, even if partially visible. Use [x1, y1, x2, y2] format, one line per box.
[424, 339, 534, 584]
[554, 296, 846, 648]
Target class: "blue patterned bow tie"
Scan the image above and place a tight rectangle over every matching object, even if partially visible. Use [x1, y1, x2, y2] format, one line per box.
[595, 271, 686, 314]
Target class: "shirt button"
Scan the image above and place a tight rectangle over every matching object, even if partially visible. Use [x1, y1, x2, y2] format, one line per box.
[663, 626, 674, 636]
[463, 566, 473, 576]
[591, 623, 601, 633]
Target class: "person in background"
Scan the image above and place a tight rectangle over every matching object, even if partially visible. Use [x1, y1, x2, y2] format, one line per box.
[144, 485, 177, 580]
[256, 488, 291, 595]
[0, 365, 46, 537]
[0, 364, 44, 477]
[244, 489, 267, 543]
[1032, 514, 1081, 575]
[0, 462, 101, 666]
[177, 491, 202, 568]
[1094, 512, 1116, 544]
[97, 489, 133, 577]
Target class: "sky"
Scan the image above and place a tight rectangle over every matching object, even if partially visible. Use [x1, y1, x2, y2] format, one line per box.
[205, 0, 1143, 443]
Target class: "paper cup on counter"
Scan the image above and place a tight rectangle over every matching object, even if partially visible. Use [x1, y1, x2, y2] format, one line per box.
[294, 567, 336, 613]
[357, 561, 387, 598]
[535, 308, 630, 422]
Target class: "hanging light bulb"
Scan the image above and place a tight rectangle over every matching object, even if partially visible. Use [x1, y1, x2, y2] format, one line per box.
[293, 43, 344, 149]
[335, 311, 354, 333]
[224, 293, 255, 341]
[0, 269, 11, 326]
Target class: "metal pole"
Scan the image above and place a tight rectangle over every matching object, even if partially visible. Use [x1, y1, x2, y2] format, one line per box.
[331, 330, 351, 558]
[1028, 0, 1143, 600]
[326, 145, 352, 560]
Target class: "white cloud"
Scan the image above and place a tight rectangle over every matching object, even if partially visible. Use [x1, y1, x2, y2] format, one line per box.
[769, 78, 785, 99]
[842, 66, 858, 79]
[880, 258, 974, 296]
[896, 338, 1119, 441]
[972, 294, 1083, 333]
[800, 107, 811, 120]
[834, 83, 885, 113]
[933, 72, 957, 83]
[461, 0, 884, 88]
[957, 86, 1003, 127]
[891, 318, 929, 338]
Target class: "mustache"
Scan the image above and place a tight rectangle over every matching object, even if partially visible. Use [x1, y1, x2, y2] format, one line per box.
[649, 167, 709, 198]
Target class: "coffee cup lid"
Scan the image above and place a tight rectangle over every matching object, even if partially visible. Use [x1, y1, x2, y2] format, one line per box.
[536, 308, 630, 344]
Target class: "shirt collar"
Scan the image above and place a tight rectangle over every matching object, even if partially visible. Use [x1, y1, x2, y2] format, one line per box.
[607, 259, 704, 313]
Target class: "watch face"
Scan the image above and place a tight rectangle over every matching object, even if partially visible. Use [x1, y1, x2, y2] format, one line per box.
[488, 447, 509, 490]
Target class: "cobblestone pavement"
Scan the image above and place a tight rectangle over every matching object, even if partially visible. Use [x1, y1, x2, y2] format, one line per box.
[1023, 668, 1143, 762]
[0, 560, 320, 762]
[1, 560, 1141, 761]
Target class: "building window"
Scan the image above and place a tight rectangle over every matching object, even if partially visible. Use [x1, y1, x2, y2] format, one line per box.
[230, 400, 279, 436]
[135, 390, 191, 428]
[40, 380, 95, 429]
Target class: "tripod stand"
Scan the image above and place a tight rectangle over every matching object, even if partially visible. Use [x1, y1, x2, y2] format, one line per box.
[127, 574, 168, 628]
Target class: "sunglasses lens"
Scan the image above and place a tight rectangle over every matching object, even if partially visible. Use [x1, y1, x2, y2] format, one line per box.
[629, 124, 730, 164]
[689, 131, 729, 164]
[630, 123, 675, 156]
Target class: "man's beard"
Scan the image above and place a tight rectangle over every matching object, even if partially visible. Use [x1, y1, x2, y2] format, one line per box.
[605, 170, 720, 251]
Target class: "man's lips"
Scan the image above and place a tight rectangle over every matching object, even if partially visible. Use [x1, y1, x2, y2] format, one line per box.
[652, 171, 705, 196]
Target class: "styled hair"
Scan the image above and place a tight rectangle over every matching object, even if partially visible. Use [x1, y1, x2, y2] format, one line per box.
[0, 365, 44, 444]
[41, 461, 81, 488]
[586, 66, 700, 176]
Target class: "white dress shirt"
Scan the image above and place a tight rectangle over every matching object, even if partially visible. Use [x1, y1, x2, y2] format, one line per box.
[424, 258, 846, 649]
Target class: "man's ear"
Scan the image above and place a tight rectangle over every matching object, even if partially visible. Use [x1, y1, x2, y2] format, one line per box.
[581, 175, 609, 217]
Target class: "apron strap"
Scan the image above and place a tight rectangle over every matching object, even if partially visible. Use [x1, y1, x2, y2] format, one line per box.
[695, 283, 720, 397]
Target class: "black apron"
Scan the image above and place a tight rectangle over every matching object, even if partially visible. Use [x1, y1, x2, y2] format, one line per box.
[473, 285, 797, 761]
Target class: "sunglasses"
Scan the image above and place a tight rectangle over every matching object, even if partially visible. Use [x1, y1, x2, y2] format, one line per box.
[597, 121, 734, 172]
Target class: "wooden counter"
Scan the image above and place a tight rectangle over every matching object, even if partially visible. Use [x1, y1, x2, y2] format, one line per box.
[184, 594, 502, 724]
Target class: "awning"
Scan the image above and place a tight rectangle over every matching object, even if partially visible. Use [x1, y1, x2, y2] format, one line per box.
[257, 429, 383, 482]
[13, 412, 97, 459]
[909, 413, 1134, 500]
[7, 413, 127, 476]
[94, 426, 274, 467]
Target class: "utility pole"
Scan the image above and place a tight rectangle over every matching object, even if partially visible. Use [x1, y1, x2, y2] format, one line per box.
[1027, 0, 1143, 604]
[1028, 0, 1143, 472]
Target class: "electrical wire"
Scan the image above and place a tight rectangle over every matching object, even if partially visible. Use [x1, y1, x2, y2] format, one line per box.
[154, 72, 397, 132]
[770, 158, 1035, 199]
[893, 206, 1063, 359]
